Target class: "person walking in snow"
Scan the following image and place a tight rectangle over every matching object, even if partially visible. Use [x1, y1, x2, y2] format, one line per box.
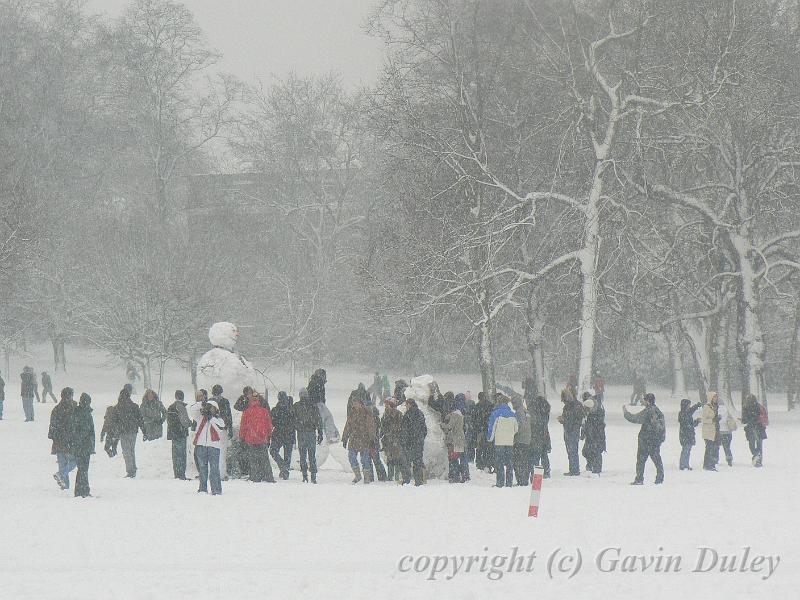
[558, 387, 584, 476]
[342, 396, 377, 484]
[40, 371, 57, 403]
[511, 396, 532, 485]
[20, 366, 40, 421]
[741, 393, 767, 467]
[189, 395, 226, 494]
[292, 387, 323, 483]
[115, 385, 145, 478]
[487, 394, 518, 487]
[400, 398, 427, 486]
[140, 389, 167, 441]
[473, 392, 494, 471]
[623, 393, 665, 485]
[701, 393, 720, 471]
[678, 399, 701, 470]
[239, 389, 275, 483]
[380, 399, 404, 482]
[69, 393, 95, 498]
[49, 387, 77, 490]
[441, 394, 467, 483]
[270, 391, 296, 480]
[166, 390, 192, 480]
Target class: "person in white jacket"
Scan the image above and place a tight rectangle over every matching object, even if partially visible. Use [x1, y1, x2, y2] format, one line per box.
[487, 395, 518, 487]
[189, 395, 226, 495]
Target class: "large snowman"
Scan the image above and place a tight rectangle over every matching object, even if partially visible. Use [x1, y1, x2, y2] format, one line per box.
[196, 322, 262, 396]
[403, 374, 448, 479]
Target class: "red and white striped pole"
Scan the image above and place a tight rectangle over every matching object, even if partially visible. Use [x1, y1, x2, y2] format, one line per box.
[528, 466, 544, 517]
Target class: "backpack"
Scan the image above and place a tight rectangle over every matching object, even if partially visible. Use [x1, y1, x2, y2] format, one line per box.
[651, 408, 666, 443]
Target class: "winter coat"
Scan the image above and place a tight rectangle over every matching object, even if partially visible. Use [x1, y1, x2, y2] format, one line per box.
[68, 405, 95, 457]
[20, 370, 39, 400]
[41, 372, 53, 391]
[742, 401, 767, 441]
[270, 396, 296, 446]
[473, 398, 494, 441]
[401, 405, 427, 453]
[308, 371, 327, 404]
[342, 405, 377, 453]
[701, 403, 719, 442]
[393, 380, 408, 406]
[239, 398, 273, 446]
[528, 396, 552, 451]
[380, 407, 404, 461]
[487, 404, 519, 446]
[678, 402, 701, 446]
[441, 409, 466, 453]
[100, 407, 118, 442]
[211, 395, 234, 439]
[292, 397, 323, 436]
[115, 397, 145, 436]
[48, 399, 76, 454]
[511, 399, 532, 446]
[140, 398, 167, 440]
[582, 404, 606, 454]
[624, 404, 665, 446]
[188, 402, 225, 448]
[166, 400, 191, 440]
[559, 399, 584, 434]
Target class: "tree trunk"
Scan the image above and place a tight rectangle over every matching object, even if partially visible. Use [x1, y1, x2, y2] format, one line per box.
[714, 307, 732, 405]
[787, 302, 800, 411]
[735, 238, 768, 410]
[576, 170, 602, 394]
[477, 317, 497, 401]
[525, 292, 549, 399]
[682, 318, 714, 404]
[665, 325, 687, 401]
[51, 334, 66, 373]
[139, 358, 153, 391]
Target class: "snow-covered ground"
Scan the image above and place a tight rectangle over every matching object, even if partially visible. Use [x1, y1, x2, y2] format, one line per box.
[1, 346, 798, 599]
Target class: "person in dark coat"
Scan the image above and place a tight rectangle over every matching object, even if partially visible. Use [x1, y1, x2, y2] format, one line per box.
[20, 366, 40, 421]
[741, 393, 767, 467]
[623, 392, 665, 485]
[678, 399, 701, 470]
[210, 385, 234, 480]
[40, 371, 57, 403]
[473, 392, 495, 471]
[140, 389, 167, 441]
[100, 405, 120, 457]
[69, 393, 95, 498]
[342, 396, 377, 484]
[528, 395, 551, 478]
[581, 393, 606, 475]
[380, 399, 404, 481]
[292, 387, 323, 483]
[393, 379, 408, 407]
[558, 387, 585, 476]
[308, 369, 327, 404]
[114, 385, 145, 478]
[364, 394, 389, 481]
[48, 387, 77, 489]
[270, 391, 296, 480]
[166, 390, 192, 479]
[400, 398, 427, 486]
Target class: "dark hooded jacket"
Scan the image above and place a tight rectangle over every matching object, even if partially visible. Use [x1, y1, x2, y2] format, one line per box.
[49, 396, 77, 454]
[69, 396, 95, 457]
[270, 392, 296, 446]
[678, 400, 701, 446]
[308, 369, 327, 404]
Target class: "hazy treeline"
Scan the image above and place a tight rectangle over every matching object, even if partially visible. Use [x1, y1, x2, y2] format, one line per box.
[1, 0, 799, 408]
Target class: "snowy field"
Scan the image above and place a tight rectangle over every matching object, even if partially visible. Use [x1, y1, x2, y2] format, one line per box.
[1, 346, 798, 600]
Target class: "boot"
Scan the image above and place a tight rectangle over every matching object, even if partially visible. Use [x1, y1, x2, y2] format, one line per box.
[363, 468, 374, 484]
[311, 472, 317, 484]
[302, 470, 308, 483]
[352, 465, 362, 484]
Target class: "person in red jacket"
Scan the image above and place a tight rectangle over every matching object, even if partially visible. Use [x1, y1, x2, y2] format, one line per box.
[239, 390, 276, 483]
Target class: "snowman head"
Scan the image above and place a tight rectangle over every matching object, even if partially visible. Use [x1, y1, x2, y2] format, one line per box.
[208, 322, 239, 351]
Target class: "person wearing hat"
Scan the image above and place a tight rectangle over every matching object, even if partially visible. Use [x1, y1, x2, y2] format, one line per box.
[166, 390, 192, 479]
[700, 392, 721, 471]
[678, 398, 701, 470]
[69, 393, 96, 498]
[623, 392, 665, 485]
[48, 387, 77, 489]
[189, 393, 226, 494]
[581, 392, 606, 475]
[487, 394, 519, 487]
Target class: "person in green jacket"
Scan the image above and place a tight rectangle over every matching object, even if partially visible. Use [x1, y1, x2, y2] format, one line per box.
[69, 393, 96, 498]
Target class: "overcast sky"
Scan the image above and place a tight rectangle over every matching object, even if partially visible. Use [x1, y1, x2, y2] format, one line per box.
[86, 0, 385, 89]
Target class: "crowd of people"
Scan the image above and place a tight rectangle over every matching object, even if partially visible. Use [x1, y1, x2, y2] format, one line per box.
[0, 366, 771, 498]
